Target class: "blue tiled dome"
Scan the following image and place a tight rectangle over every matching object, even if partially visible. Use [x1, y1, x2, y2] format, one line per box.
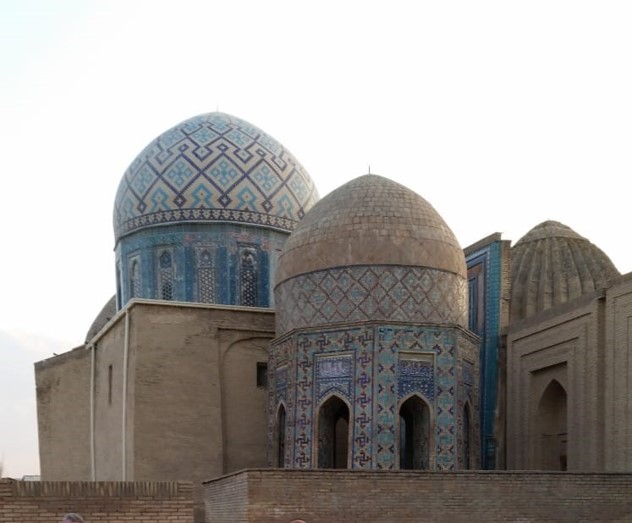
[113, 112, 319, 243]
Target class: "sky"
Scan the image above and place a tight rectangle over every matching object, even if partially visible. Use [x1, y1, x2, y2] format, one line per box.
[1, 0, 631, 478]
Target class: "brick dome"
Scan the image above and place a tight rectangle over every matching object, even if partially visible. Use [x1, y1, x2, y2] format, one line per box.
[275, 174, 468, 334]
[510, 220, 620, 322]
[276, 174, 466, 285]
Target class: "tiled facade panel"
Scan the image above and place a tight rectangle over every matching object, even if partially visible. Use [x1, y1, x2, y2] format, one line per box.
[116, 223, 286, 308]
[269, 324, 480, 471]
[275, 266, 468, 336]
[466, 239, 505, 468]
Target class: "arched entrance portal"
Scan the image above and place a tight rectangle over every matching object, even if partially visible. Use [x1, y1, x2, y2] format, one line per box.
[317, 396, 349, 469]
[399, 395, 431, 470]
[536, 379, 567, 470]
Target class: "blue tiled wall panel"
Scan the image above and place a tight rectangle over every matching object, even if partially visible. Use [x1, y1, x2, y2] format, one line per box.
[466, 241, 502, 469]
[270, 324, 479, 471]
[115, 223, 287, 308]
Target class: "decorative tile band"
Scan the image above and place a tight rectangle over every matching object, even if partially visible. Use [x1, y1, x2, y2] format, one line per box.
[275, 265, 468, 335]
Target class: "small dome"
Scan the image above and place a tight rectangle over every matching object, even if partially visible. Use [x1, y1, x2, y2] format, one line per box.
[85, 295, 117, 342]
[276, 174, 466, 285]
[274, 175, 468, 334]
[113, 112, 319, 243]
[511, 220, 620, 322]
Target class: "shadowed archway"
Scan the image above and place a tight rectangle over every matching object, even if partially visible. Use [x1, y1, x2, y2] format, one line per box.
[399, 395, 431, 470]
[536, 379, 568, 470]
[317, 396, 350, 469]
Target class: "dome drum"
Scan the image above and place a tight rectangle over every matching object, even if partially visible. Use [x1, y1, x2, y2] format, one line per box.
[116, 223, 285, 308]
[275, 265, 468, 336]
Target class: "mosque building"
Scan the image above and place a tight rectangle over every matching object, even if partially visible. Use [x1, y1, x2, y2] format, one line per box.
[34, 111, 632, 518]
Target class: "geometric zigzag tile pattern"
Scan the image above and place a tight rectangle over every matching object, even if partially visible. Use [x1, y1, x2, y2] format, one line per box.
[275, 265, 468, 336]
[269, 324, 478, 471]
[113, 112, 319, 241]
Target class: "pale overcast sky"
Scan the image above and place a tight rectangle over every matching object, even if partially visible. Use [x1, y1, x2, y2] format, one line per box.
[1, 0, 631, 478]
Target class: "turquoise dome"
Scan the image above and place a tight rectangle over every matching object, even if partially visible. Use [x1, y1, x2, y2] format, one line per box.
[114, 112, 319, 242]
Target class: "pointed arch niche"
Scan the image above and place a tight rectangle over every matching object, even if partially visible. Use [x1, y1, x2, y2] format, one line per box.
[462, 401, 473, 470]
[536, 379, 568, 470]
[399, 395, 432, 470]
[316, 395, 350, 469]
[275, 403, 287, 468]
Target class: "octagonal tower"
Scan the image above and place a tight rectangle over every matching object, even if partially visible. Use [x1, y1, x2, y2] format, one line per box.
[269, 174, 480, 471]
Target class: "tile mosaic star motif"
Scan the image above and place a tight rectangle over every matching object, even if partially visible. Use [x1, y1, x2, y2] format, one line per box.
[114, 112, 319, 240]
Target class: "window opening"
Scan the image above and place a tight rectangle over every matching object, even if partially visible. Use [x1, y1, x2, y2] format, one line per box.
[108, 364, 113, 406]
[240, 248, 257, 306]
[129, 259, 141, 299]
[256, 362, 268, 388]
[158, 250, 174, 300]
[197, 248, 215, 303]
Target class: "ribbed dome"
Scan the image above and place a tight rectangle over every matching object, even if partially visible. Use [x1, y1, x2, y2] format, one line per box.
[85, 295, 116, 342]
[510, 220, 620, 322]
[113, 112, 319, 242]
[274, 175, 468, 334]
[276, 174, 466, 285]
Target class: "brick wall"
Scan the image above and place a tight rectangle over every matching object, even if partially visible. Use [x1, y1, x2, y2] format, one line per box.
[204, 469, 632, 523]
[0, 479, 193, 522]
[506, 292, 604, 470]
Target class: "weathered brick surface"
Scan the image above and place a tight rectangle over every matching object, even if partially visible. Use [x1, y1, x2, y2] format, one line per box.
[506, 293, 604, 470]
[0, 479, 193, 522]
[204, 469, 632, 523]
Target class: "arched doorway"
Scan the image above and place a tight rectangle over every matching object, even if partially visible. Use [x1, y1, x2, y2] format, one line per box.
[399, 395, 431, 470]
[463, 402, 472, 470]
[317, 396, 349, 469]
[276, 404, 286, 468]
[536, 379, 567, 470]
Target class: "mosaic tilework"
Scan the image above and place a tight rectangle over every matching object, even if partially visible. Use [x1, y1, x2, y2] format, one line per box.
[455, 334, 481, 469]
[269, 324, 478, 471]
[275, 265, 468, 336]
[398, 358, 434, 401]
[466, 239, 503, 469]
[116, 223, 286, 308]
[275, 366, 289, 403]
[434, 329, 457, 471]
[114, 112, 319, 240]
[314, 354, 353, 403]
[268, 336, 294, 468]
[374, 327, 398, 469]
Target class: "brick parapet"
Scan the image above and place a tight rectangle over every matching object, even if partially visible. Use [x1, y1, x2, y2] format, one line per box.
[0, 479, 193, 523]
[203, 469, 632, 522]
